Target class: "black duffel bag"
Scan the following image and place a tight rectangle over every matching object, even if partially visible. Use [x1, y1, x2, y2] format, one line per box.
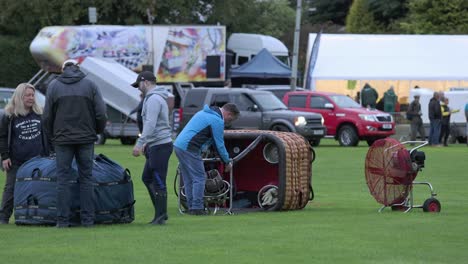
[14, 154, 135, 225]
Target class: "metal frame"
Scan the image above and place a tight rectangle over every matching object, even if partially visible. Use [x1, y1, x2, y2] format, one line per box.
[177, 135, 264, 215]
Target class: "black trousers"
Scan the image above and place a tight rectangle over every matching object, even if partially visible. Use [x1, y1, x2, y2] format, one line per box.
[0, 164, 19, 222]
[440, 123, 450, 145]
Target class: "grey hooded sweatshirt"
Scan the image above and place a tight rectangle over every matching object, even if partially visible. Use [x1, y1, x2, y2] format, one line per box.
[136, 87, 172, 148]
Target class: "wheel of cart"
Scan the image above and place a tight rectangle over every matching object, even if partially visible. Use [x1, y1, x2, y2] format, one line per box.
[365, 138, 441, 213]
[174, 161, 231, 215]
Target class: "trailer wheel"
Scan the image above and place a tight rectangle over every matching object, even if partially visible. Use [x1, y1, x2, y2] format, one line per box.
[309, 139, 321, 147]
[423, 198, 441, 212]
[95, 134, 106, 145]
[120, 137, 136, 145]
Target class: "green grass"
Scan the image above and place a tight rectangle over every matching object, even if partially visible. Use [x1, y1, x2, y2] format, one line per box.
[1, 139, 467, 263]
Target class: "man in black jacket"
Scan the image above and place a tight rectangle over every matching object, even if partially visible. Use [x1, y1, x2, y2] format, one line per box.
[43, 59, 107, 227]
[428, 92, 442, 146]
[407, 95, 425, 141]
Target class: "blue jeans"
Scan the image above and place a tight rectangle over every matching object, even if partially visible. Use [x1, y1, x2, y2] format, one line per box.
[174, 147, 205, 210]
[429, 119, 441, 145]
[142, 142, 173, 191]
[55, 144, 94, 225]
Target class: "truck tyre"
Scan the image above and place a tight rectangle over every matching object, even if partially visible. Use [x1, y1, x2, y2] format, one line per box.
[120, 137, 137, 145]
[456, 136, 467, 144]
[366, 138, 379, 146]
[95, 134, 106, 145]
[309, 139, 321, 147]
[271, 124, 291, 132]
[338, 125, 359, 147]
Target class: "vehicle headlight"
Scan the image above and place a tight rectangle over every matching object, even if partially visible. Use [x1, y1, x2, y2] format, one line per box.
[358, 114, 377, 122]
[321, 116, 324, 125]
[294, 116, 307, 126]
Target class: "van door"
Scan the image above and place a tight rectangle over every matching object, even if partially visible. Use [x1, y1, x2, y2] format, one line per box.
[230, 93, 262, 130]
[310, 95, 337, 135]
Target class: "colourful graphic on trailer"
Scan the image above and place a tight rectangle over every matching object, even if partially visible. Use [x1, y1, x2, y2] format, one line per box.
[30, 26, 148, 72]
[157, 27, 225, 82]
[30, 26, 226, 82]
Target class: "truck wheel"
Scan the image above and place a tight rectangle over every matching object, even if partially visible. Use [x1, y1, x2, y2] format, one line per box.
[309, 139, 321, 147]
[95, 134, 106, 145]
[271, 124, 290, 132]
[456, 136, 467, 144]
[366, 138, 379, 146]
[120, 137, 136, 145]
[338, 125, 359, 147]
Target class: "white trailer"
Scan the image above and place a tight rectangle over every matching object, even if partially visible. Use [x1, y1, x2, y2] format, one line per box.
[30, 25, 226, 83]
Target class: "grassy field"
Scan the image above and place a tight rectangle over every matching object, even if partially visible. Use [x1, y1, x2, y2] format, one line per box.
[0, 139, 467, 264]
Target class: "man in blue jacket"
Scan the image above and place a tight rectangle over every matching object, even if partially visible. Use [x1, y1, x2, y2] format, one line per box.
[43, 59, 107, 227]
[174, 103, 239, 215]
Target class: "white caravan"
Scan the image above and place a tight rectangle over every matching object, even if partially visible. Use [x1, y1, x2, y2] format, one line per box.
[228, 33, 290, 67]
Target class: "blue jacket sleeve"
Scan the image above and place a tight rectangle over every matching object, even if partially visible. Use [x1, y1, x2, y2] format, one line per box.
[211, 119, 230, 164]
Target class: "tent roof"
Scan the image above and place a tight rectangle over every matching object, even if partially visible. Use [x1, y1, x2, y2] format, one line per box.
[306, 34, 468, 81]
[231, 48, 291, 78]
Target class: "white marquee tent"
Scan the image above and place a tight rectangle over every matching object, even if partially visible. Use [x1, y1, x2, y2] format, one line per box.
[305, 34, 468, 95]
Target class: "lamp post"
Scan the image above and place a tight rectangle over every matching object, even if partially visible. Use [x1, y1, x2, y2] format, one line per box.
[290, 0, 302, 91]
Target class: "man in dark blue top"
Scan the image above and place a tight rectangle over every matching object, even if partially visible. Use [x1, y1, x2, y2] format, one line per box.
[428, 92, 442, 146]
[174, 103, 239, 215]
[43, 59, 107, 227]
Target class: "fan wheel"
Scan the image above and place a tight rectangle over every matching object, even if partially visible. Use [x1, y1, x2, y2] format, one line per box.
[423, 198, 441, 213]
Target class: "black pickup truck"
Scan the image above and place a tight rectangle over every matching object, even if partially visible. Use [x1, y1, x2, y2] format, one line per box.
[177, 88, 326, 146]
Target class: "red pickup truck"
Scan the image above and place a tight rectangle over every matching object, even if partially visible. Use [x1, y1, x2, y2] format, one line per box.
[283, 91, 395, 146]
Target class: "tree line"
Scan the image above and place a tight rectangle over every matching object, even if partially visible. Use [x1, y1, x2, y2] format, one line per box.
[0, 0, 467, 87]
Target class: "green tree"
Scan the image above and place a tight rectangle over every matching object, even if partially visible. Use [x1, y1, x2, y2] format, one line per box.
[400, 0, 468, 34]
[306, 0, 353, 25]
[207, 0, 295, 38]
[0, 0, 297, 86]
[368, 0, 408, 32]
[346, 0, 382, 33]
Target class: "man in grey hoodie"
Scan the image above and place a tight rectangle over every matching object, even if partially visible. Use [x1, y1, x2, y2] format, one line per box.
[131, 71, 173, 225]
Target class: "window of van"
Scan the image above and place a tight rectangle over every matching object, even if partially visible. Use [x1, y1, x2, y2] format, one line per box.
[310, 96, 329, 109]
[210, 94, 230, 108]
[238, 56, 249, 65]
[231, 93, 255, 111]
[288, 95, 307, 108]
[184, 90, 207, 108]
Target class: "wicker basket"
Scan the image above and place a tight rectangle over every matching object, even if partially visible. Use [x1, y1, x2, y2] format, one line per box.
[224, 130, 314, 211]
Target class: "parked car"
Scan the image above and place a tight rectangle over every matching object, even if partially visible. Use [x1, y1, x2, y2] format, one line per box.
[283, 91, 395, 146]
[0, 87, 46, 110]
[0, 87, 139, 145]
[179, 88, 326, 146]
[246, 85, 304, 101]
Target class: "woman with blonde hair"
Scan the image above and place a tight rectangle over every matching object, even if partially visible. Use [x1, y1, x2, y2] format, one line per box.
[0, 83, 44, 224]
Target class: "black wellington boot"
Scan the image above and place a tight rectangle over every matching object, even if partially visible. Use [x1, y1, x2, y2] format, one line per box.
[145, 183, 167, 225]
[152, 191, 168, 225]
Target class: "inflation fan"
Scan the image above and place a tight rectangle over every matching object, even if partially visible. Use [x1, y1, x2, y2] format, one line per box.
[365, 138, 441, 213]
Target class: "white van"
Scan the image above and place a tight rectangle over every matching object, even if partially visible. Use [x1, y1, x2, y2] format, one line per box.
[228, 33, 290, 67]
